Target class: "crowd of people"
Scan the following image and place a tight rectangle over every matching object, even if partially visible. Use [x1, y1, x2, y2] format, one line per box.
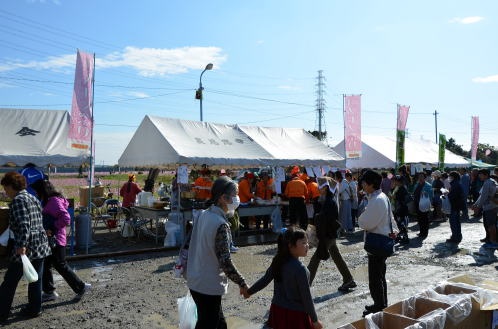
[1, 163, 497, 328]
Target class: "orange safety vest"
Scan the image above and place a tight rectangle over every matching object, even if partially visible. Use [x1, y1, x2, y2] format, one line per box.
[238, 178, 253, 203]
[194, 177, 212, 200]
[307, 181, 320, 200]
[285, 178, 308, 199]
[256, 178, 274, 200]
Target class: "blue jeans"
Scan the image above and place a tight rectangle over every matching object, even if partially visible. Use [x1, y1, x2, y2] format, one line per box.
[449, 209, 462, 242]
[0, 258, 44, 319]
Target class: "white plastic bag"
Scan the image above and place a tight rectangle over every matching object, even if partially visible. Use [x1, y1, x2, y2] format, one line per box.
[419, 192, 431, 212]
[178, 291, 197, 329]
[121, 221, 135, 238]
[0, 228, 11, 246]
[441, 195, 451, 215]
[21, 254, 38, 283]
[271, 207, 282, 234]
[306, 224, 318, 248]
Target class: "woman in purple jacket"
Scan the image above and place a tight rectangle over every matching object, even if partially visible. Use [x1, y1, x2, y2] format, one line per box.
[30, 180, 91, 302]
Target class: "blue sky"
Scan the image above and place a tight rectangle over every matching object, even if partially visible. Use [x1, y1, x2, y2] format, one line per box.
[1, 0, 497, 166]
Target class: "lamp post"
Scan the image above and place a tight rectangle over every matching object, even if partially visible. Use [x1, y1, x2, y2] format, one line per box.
[198, 63, 213, 122]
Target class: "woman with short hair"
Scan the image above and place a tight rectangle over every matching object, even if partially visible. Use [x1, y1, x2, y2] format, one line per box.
[0, 172, 51, 323]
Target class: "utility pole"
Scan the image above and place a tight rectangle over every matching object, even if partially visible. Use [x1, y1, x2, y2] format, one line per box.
[433, 110, 438, 144]
[315, 70, 326, 140]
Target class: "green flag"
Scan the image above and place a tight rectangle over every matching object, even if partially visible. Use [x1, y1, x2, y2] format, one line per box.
[396, 130, 406, 165]
[438, 133, 446, 169]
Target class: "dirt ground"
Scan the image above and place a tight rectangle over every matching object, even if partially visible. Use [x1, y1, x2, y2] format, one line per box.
[1, 215, 497, 329]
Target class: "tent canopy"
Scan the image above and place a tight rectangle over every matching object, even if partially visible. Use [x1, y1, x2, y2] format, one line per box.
[334, 135, 470, 169]
[0, 108, 88, 166]
[118, 116, 344, 168]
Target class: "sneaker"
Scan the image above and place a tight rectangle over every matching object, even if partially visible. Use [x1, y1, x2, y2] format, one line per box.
[338, 280, 357, 292]
[19, 307, 41, 319]
[446, 238, 461, 244]
[41, 291, 59, 302]
[77, 283, 92, 298]
[483, 242, 498, 249]
[230, 245, 239, 253]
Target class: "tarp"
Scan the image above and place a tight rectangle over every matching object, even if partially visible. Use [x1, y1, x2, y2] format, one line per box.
[0, 108, 88, 166]
[334, 135, 469, 169]
[118, 116, 344, 167]
[464, 158, 496, 168]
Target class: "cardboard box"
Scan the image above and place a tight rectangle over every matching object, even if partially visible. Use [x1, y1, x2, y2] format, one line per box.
[79, 186, 104, 207]
[337, 312, 420, 329]
[384, 296, 450, 320]
[434, 283, 492, 329]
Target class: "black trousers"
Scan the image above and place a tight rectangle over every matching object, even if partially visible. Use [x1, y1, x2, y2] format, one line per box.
[190, 289, 227, 329]
[289, 197, 308, 230]
[368, 254, 388, 308]
[44, 245, 85, 294]
[417, 210, 430, 237]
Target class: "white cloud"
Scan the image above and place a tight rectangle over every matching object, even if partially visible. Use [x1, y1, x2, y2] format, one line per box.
[128, 91, 149, 98]
[449, 16, 484, 24]
[472, 75, 498, 83]
[0, 46, 227, 77]
[277, 85, 301, 91]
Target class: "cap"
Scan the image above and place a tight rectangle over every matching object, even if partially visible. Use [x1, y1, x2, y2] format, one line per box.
[246, 172, 255, 179]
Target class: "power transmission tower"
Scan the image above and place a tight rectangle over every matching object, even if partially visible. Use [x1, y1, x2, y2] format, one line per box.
[315, 70, 327, 141]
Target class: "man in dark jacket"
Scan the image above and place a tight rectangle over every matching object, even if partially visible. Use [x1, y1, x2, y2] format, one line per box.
[446, 171, 466, 244]
[307, 177, 356, 292]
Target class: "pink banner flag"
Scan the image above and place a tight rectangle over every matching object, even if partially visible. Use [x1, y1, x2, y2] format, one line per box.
[397, 104, 410, 131]
[69, 50, 94, 151]
[344, 95, 362, 158]
[471, 116, 479, 161]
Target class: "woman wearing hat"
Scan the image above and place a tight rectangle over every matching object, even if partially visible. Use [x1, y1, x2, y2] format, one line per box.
[119, 174, 142, 208]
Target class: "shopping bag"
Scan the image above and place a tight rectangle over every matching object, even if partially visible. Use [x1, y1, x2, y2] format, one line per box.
[441, 195, 451, 215]
[418, 192, 431, 213]
[173, 230, 192, 279]
[21, 254, 38, 283]
[178, 291, 197, 329]
[271, 207, 282, 234]
[306, 224, 318, 248]
[305, 203, 314, 219]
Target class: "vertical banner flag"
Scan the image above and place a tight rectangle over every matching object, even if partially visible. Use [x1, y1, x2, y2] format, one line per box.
[397, 104, 410, 131]
[395, 104, 410, 166]
[344, 95, 362, 158]
[471, 116, 479, 161]
[438, 133, 446, 169]
[69, 50, 94, 152]
[396, 130, 406, 165]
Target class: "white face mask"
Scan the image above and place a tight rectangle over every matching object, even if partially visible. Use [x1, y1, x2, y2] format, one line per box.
[226, 195, 240, 215]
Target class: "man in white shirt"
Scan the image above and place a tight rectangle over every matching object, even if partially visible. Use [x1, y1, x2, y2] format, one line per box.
[335, 171, 353, 233]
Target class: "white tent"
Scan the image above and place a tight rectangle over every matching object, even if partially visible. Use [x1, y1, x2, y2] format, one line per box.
[334, 135, 469, 169]
[118, 116, 344, 167]
[0, 108, 88, 166]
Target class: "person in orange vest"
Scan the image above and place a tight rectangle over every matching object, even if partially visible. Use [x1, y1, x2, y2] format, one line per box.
[238, 172, 254, 205]
[255, 171, 274, 229]
[238, 172, 255, 230]
[193, 167, 213, 201]
[306, 176, 321, 224]
[284, 171, 308, 230]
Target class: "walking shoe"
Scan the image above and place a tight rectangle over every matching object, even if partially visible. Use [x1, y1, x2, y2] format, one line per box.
[230, 245, 239, 253]
[42, 291, 59, 302]
[76, 283, 92, 298]
[19, 307, 41, 319]
[338, 280, 357, 292]
[446, 238, 461, 244]
[483, 242, 498, 249]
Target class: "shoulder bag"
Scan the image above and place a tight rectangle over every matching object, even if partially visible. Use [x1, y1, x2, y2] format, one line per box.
[364, 199, 396, 258]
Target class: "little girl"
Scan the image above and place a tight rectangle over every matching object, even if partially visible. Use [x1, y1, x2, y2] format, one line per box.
[245, 227, 323, 329]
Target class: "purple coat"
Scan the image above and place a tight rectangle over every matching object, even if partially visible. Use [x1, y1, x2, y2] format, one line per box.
[42, 196, 70, 247]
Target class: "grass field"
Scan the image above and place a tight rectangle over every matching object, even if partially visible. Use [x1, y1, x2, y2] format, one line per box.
[0, 172, 175, 208]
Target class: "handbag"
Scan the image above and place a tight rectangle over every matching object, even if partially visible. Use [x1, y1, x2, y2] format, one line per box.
[173, 230, 192, 279]
[364, 200, 396, 258]
[21, 254, 39, 283]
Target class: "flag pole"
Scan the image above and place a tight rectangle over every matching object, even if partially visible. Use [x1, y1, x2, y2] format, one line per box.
[395, 104, 399, 169]
[86, 52, 96, 255]
[342, 94, 346, 165]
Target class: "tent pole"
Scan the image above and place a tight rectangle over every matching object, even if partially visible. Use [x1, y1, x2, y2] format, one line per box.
[342, 94, 346, 168]
[86, 52, 96, 255]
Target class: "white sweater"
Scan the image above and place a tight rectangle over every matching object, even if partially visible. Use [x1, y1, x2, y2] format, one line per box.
[358, 189, 396, 236]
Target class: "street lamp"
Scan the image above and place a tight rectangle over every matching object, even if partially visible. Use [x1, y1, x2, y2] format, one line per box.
[197, 63, 213, 122]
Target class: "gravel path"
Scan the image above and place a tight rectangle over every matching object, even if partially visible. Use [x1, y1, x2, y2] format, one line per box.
[1, 217, 497, 328]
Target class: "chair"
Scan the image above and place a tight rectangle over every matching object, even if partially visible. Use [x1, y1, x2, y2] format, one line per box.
[91, 199, 122, 232]
[127, 207, 154, 240]
[90, 201, 113, 232]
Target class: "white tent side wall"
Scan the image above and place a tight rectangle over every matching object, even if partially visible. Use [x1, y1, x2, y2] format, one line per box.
[0, 108, 87, 166]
